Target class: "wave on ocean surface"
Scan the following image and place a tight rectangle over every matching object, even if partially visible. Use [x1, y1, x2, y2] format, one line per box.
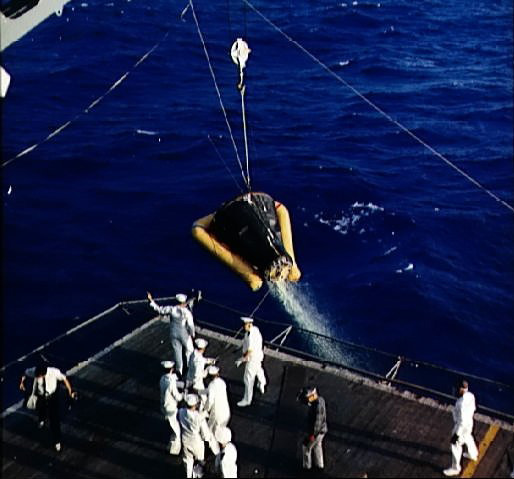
[136, 129, 159, 136]
[1, 0, 512, 389]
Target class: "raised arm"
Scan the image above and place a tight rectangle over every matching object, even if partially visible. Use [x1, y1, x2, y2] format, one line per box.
[147, 291, 173, 315]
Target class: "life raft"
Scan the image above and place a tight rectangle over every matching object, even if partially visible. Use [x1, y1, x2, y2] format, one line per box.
[192, 192, 301, 291]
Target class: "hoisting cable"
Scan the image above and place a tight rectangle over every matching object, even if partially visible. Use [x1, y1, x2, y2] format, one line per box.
[231, 37, 252, 191]
[241, 0, 514, 215]
[188, 0, 250, 191]
[249, 286, 271, 317]
[2, 30, 170, 169]
[207, 134, 245, 193]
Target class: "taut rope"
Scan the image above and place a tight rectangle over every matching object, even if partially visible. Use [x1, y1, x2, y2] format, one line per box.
[241, 0, 514, 214]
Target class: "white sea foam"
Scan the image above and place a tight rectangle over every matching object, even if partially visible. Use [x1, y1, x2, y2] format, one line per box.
[341, 1, 381, 6]
[351, 201, 384, 212]
[384, 246, 397, 256]
[316, 201, 384, 236]
[136, 129, 158, 136]
[403, 57, 435, 69]
[396, 263, 414, 273]
[268, 282, 352, 366]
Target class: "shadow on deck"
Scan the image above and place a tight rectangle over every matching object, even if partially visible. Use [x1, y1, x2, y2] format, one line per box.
[2, 318, 513, 478]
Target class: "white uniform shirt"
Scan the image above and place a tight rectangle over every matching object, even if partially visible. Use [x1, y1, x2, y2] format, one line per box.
[160, 372, 183, 415]
[171, 306, 195, 336]
[216, 442, 238, 478]
[178, 408, 217, 450]
[206, 377, 230, 424]
[187, 349, 208, 390]
[25, 367, 65, 396]
[453, 390, 476, 436]
[149, 300, 195, 339]
[243, 325, 264, 363]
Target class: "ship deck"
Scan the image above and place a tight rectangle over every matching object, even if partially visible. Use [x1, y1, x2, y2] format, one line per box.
[2, 316, 513, 478]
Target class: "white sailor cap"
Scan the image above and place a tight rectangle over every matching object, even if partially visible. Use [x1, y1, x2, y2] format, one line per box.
[185, 394, 199, 407]
[161, 360, 175, 369]
[176, 293, 187, 303]
[241, 316, 254, 323]
[207, 365, 219, 376]
[195, 338, 208, 349]
[215, 426, 232, 444]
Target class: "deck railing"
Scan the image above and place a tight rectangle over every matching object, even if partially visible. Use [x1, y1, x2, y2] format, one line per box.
[2, 295, 513, 422]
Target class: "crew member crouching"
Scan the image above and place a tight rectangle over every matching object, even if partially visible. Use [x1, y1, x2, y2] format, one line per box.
[19, 363, 77, 452]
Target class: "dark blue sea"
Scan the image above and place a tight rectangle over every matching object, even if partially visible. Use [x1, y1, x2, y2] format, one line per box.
[2, 1, 513, 409]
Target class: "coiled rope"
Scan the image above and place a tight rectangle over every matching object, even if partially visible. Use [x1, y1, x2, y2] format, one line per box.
[2, 30, 170, 169]
[241, 0, 514, 214]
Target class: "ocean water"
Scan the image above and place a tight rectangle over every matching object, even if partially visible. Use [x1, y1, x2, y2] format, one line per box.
[2, 0, 513, 406]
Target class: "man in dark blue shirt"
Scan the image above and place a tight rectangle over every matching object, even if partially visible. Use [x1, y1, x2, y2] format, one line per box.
[301, 386, 327, 471]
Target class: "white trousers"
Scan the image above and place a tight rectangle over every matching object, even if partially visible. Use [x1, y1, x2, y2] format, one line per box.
[182, 435, 205, 479]
[451, 426, 478, 470]
[208, 411, 230, 436]
[242, 360, 266, 404]
[171, 336, 193, 376]
[166, 413, 181, 455]
[302, 433, 325, 469]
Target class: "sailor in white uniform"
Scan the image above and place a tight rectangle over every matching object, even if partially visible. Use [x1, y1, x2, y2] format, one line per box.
[159, 360, 183, 455]
[147, 292, 195, 377]
[186, 338, 215, 397]
[215, 426, 238, 478]
[205, 365, 231, 433]
[178, 394, 219, 478]
[443, 379, 479, 477]
[236, 317, 266, 407]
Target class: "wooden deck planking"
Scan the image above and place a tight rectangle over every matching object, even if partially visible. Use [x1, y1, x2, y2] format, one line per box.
[2, 317, 513, 478]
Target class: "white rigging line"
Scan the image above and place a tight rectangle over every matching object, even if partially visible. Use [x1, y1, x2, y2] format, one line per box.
[207, 134, 245, 193]
[240, 85, 251, 190]
[249, 286, 271, 316]
[2, 31, 170, 169]
[231, 38, 253, 190]
[241, 0, 514, 214]
[188, 0, 250, 191]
